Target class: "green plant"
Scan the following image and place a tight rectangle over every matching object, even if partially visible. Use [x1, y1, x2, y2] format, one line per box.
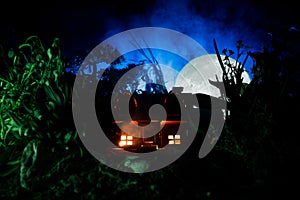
[0, 36, 77, 194]
[0, 36, 169, 199]
[1, 36, 64, 141]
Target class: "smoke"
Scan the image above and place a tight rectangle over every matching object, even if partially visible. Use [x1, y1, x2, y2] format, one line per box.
[101, 0, 268, 75]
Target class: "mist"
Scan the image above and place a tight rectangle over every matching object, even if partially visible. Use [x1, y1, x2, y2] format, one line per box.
[99, 0, 270, 74]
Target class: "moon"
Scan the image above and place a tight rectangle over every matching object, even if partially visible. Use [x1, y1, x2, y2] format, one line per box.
[173, 54, 251, 97]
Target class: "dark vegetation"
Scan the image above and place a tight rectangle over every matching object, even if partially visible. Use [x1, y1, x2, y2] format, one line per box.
[0, 29, 300, 199]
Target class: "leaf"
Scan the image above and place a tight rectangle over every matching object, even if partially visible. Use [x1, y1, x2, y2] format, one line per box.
[47, 48, 52, 60]
[52, 37, 60, 48]
[7, 159, 21, 165]
[79, 146, 83, 158]
[0, 77, 14, 86]
[8, 112, 23, 127]
[228, 50, 234, 56]
[23, 104, 33, 114]
[47, 101, 56, 111]
[64, 132, 72, 143]
[12, 130, 21, 140]
[36, 54, 42, 61]
[24, 35, 39, 43]
[8, 48, 14, 58]
[18, 43, 32, 50]
[53, 70, 59, 81]
[33, 110, 42, 120]
[44, 85, 62, 106]
[52, 113, 60, 119]
[0, 165, 19, 177]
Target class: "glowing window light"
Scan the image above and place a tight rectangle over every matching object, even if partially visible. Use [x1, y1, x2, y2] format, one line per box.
[169, 140, 175, 144]
[119, 141, 127, 147]
[168, 135, 174, 139]
[168, 134, 181, 145]
[119, 135, 133, 147]
[121, 135, 127, 140]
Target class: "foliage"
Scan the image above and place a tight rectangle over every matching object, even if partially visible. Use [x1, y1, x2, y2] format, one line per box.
[0, 36, 77, 196]
[0, 31, 299, 199]
[213, 33, 300, 185]
[0, 36, 170, 200]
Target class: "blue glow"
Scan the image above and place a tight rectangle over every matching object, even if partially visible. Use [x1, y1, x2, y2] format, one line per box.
[119, 49, 188, 72]
[98, 0, 268, 80]
[92, 49, 187, 93]
[66, 0, 273, 91]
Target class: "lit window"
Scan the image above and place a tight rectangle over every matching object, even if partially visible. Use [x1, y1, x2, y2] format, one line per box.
[119, 135, 133, 147]
[121, 135, 126, 140]
[174, 135, 180, 139]
[168, 135, 174, 140]
[168, 134, 181, 144]
[119, 141, 127, 147]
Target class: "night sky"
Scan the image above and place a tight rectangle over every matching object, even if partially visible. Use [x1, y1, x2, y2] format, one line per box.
[1, 0, 299, 58]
